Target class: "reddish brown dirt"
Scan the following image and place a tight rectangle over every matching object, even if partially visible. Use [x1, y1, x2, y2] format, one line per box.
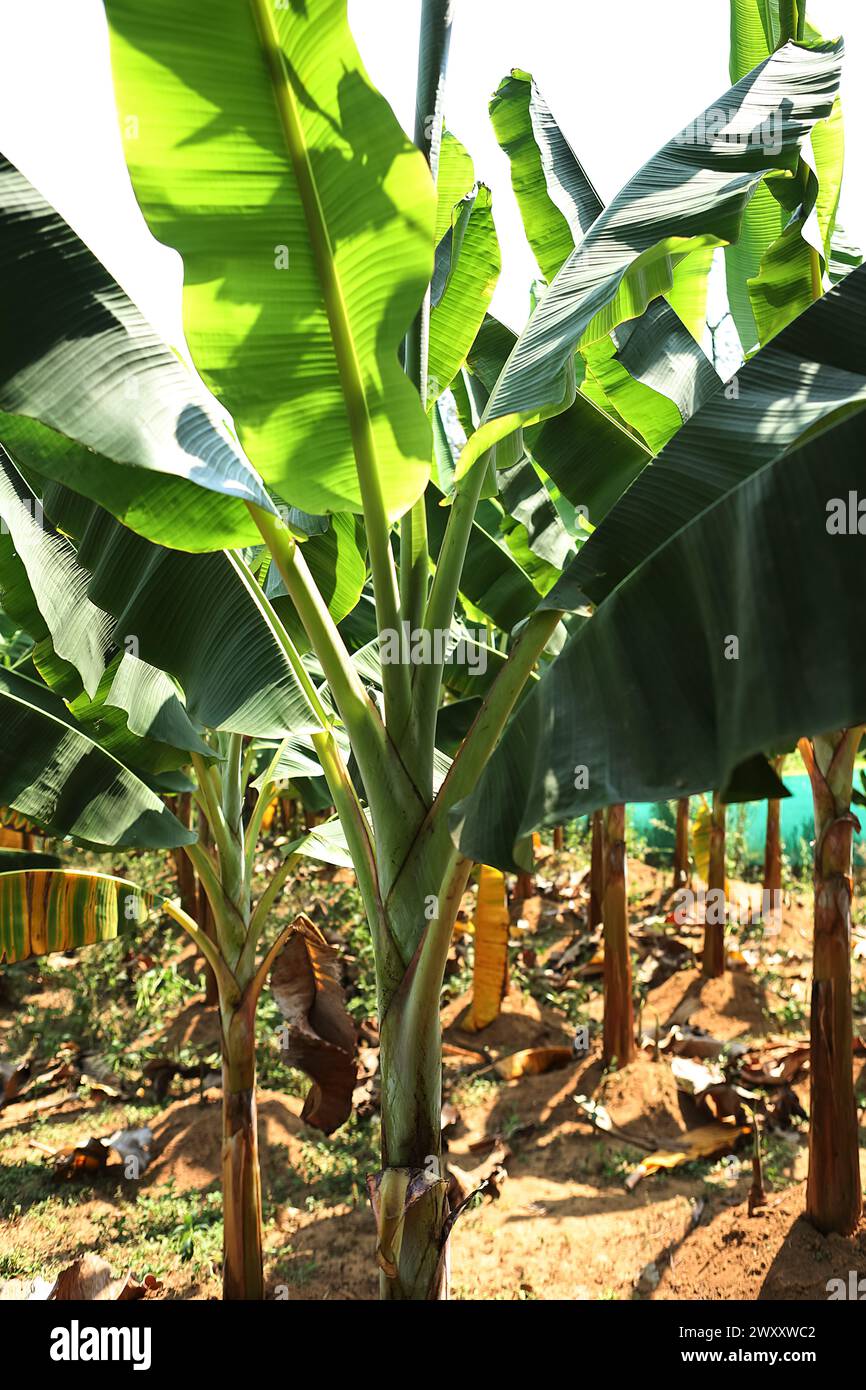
[645, 966, 770, 1040]
[655, 1183, 866, 1301]
[3, 861, 866, 1301]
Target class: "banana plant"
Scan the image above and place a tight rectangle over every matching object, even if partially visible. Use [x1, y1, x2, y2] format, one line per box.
[0, 0, 852, 1298]
[763, 756, 786, 901]
[0, 438, 360, 1299]
[702, 793, 728, 979]
[455, 262, 866, 1237]
[672, 798, 691, 890]
[601, 804, 633, 1067]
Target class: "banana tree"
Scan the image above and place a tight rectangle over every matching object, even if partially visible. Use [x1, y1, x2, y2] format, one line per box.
[589, 809, 605, 930]
[763, 755, 786, 903]
[672, 798, 691, 890]
[0, 438, 358, 1299]
[601, 804, 634, 1067]
[0, 260, 370, 1298]
[798, 729, 864, 1235]
[702, 792, 727, 979]
[0, 0, 852, 1298]
[454, 252, 866, 1235]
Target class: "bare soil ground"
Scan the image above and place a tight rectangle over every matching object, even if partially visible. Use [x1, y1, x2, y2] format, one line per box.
[2, 854, 865, 1301]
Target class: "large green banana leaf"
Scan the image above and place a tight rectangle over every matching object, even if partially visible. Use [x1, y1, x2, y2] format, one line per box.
[465, 316, 652, 528]
[0, 868, 152, 965]
[563, 264, 866, 604]
[725, 0, 789, 345]
[0, 669, 193, 850]
[428, 185, 500, 406]
[749, 104, 842, 346]
[0, 445, 110, 698]
[726, 4, 845, 349]
[452, 266, 866, 871]
[456, 40, 842, 479]
[262, 513, 367, 653]
[489, 68, 715, 445]
[434, 133, 476, 248]
[37, 482, 318, 740]
[0, 156, 272, 551]
[105, 0, 434, 522]
[489, 69, 600, 285]
[59, 656, 213, 776]
[0, 450, 216, 774]
[434, 132, 476, 248]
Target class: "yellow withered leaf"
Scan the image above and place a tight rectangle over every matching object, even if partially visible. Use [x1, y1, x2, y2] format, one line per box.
[0, 869, 149, 964]
[493, 1046, 574, 1080]
[690, 797, 729, 895]
[464, 865, 510, 1032]
[625, 1121, 749, 1188]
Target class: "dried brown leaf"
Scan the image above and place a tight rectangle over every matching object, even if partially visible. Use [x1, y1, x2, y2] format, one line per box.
[270, 913, 357, 1133]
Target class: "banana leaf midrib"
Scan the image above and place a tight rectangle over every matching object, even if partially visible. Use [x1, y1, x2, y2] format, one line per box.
[249, 0, 390, 527]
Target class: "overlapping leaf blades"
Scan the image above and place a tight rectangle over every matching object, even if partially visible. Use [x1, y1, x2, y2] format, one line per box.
[457, 40, 843, 477]
[454, 265, 866, 869]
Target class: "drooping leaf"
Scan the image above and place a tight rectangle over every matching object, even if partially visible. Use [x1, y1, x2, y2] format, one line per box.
[0, 668, 194, 850]
[0, 868, 150, 964]
[428, 186, 501, 405]
[725, 0, 790, 347]
[747, 102, 842, 345]
[39, 484, 318, 740]
[488, 71, 716, 438]
[63, 655, 213, 775]
[0, 445, 111, 698]
[0, 453, 216, 772]
[452, 267, 866, 870]
[0, 156, 271, 551]
[560, 264, 866, 606]
[457, 41, 843, 478]
[270, 914, 357, 1133]
[726, 8, 846, 349]
[105, 0, 435, 520]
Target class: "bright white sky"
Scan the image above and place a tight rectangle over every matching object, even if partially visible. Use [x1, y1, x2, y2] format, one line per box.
[0, 0, 861, 345]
